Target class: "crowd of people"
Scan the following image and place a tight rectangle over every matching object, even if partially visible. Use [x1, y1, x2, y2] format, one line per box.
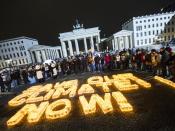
[0, 46, 175, 92]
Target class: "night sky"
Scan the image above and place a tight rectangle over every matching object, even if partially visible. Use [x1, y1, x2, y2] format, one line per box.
[0, 0, 174, 46]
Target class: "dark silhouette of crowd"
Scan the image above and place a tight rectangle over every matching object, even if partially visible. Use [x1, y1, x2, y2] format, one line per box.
[0, 47, 175, 92]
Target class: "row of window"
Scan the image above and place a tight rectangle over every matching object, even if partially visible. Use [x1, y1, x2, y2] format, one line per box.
[1, 46, 25, 53]
[136, 35, 175, 46]
[0, 40, 23, 47]
[135, 22, 173, 31]
[135, 16, 172, 24]
[0, 58, 28, 68]
[0, 51, 27, 60]
[136, 27, 175, 37]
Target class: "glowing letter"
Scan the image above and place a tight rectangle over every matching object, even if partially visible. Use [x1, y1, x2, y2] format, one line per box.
[45, 99, 71, 120]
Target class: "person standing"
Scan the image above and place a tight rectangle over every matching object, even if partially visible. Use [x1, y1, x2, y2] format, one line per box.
[51, 62, 58, 79]
[0, 74, 5, 92]
[35, 64, 44, 83]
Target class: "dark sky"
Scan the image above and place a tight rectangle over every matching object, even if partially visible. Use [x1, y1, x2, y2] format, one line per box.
[0, 0, 174, 46]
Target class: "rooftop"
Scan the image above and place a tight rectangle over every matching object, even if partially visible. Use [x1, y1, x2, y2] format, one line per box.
[0, 36, 38, 43]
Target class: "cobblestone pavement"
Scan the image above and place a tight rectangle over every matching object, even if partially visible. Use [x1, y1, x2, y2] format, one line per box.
[1, 70, 175, 131]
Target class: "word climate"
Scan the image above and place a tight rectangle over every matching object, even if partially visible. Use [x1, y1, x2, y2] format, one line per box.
[7, 73, 151, 127]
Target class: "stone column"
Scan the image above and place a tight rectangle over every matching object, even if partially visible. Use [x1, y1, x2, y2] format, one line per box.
[117, 37, 120, 51]
[35, 51, 42, 63]
[129, 35, 133, 48]
[112, 39, 115, 51]
[68, 40, 73, 56]
[115, 37, 119, 51]
[125, 36, 129, 49]
[75, 39, 80, 55]
[41, 50, 47, 62]
[97, 35, 100, 43]
[90, 36, 94, 52]
[96, 35, 100, 51]
[84, 38, 88, 53]
[61, 41, 67, 57]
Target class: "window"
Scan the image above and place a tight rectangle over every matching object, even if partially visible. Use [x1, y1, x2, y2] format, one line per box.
[145, 39, 147, 44]
[144, 32, 147, 36]
[148, 25, 150, 28]
[13, 53, 16, 58]
[21, 52, 23, 56]
[149, 31, 151, 35]
[168, 28, 170, 33]
[10, 54, 12, 58]
[152, 19, 154, 21]
[164, 36, 167, 41]
[149, 38, 151, 43]
[136, 33, 139, 37]
[140, 32, 143, 37]
[1, 49, 3, 53]
[24, 51, 27, 56]
[164, 17, 166, 19]
[172, 21, 174, 25]
[10, 43, 12, 45]
[140, 21, 142, 23]
[156, 18, 158, 21]
[160, 23, 163, 26]
[153, 38, 155, 43]
[5, 49, 7, 52]
[137, 40, 139, 45]
[144, 20, 146, 22]
[168, 16, 170, 19]
[148, 19, 150, 22]
[21, 41, 23, 43]
[17, 53, 19, 57]
[8, 48, 10, 52]
[144, 25, 146, 29]
[160, 17, 162, 20]
[168, 35, 171, 40]
[164, 29, 167, 33]
[153, 30, 155, 35]
[15, 47, 18, 50]
[152, 24, 154, 27]
[7, 43, 9, 46]
[172, 27, 174, 32]
[0, 56, 2, 60]
[14, 42, 16, 45]
[156, 23, 159, 27]
[22, 59, 25, 64]
[157, 30, 159, 35]
[141, 40, 143, 45]
[19, 59, 21, 64]
[136, 26, 142, 31]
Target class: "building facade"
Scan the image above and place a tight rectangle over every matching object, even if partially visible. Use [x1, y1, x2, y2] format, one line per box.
[122, 11, 175, 48]
[59, 20, 101, 57]
[0, 36, 38, 69]
[29, 45, 62, 63]
[99, 30, 133, 51]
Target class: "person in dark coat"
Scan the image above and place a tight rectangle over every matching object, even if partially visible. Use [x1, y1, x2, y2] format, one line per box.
[0, 74, 5, 92]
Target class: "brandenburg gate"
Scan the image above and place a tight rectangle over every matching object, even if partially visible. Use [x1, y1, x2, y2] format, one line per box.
[59, 20, 101, 57]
